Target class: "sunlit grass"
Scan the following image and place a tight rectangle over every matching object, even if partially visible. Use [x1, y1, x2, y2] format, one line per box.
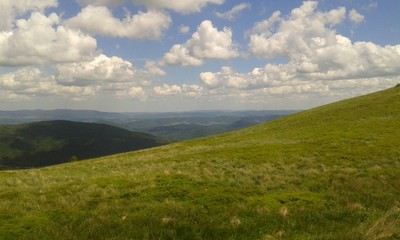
[1, 87, 400, 239]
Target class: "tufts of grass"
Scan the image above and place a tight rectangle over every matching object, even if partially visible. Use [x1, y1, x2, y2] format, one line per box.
[0, 87, 400, 239]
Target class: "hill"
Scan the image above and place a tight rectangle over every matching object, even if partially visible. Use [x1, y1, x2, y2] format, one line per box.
[0, 120, 167, 169]
[0, 109, 126, 124]
[0, 87, 400, 239]
[0, 109, 295, 141]
[119, 114, 286, 141]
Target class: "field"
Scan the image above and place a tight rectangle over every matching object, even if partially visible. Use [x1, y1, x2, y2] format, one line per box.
[1, 87, 400, 239]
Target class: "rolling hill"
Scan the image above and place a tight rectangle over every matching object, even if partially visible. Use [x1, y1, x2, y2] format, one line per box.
[0, 109, 295, 141]
[0, 109, 126, 124]
[0, 120, 168, 169]
[0, 87, 400, 239]
[120, 114, 289, 141]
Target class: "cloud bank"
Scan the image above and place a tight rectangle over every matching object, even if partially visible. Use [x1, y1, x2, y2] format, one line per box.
[194, 1, 400, 100]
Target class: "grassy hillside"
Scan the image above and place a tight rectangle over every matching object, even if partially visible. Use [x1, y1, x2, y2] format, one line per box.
[0, 121, 167, 169]
[1, 87, 400, 239]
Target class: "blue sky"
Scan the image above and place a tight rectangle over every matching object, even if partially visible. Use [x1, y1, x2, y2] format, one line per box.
[0, 0, 399, 112]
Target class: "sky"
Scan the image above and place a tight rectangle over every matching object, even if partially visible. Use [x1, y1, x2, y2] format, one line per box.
[0, 0, 399, 112]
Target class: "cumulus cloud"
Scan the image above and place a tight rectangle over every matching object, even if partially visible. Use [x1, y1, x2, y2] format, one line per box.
[0, 67, 95, 101]
[0, 12, 97, 66]
[162, 20, 239, 66]
[153, 84, 182, 96]
[0, 54, 162, 101]
[131, 0, 224, 14]
[181, 84, 204, 97]
[55, 54, 136, 85]
[0, 0, 57, 30]
[153, 84, 203, 97]
[247, 11, 281, 36]
[54, 54, 168, 99]
[349, 9, 364, 24]
[247, 1, 400, 81]
[142, 61, 166, 77]
[116, 86, 146, 99]
[199, 66, 399, 102]
[65, 6, 171, 40]
[134, 60, 166, 86]
[216, 3, 251, 21]
[196, 1, 400, 101]
[162, 45, 204, 67]
[249, 1, 347, 59]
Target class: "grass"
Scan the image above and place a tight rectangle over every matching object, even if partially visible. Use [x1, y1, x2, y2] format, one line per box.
[1, 87, 400, 239]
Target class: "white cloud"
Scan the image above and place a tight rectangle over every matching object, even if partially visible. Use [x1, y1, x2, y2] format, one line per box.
[179, 25, 190, 34]
[0, 67, 95, 101]
[134, 61, 166, 86]
[0, 12, 97, 66]
[349, 9, 364, 24]
[195, 1, 400, 102]
[248, 1, 400, 81]
[131, 0, 224, 14]
[248, 11, 281, 36]
[65, 6, 171, 40]
[0, 0, 57, 30]
[0, 67, 53, 91]
[162, 44, 204, 67]
[116, 86, 146, 99]
[153, 84, 182, 96]
[162, 20, 239, 66]
[55, 54, 136, 85]
[54, 54, 165, 99]
[198, 66, 399, 102]
[182, 84, 204, 97]
[141, 61, 166, 77]
[153, 84, 203, 97]
[249, 1, 347, 59]
[0, 54, 159, 101]
[200, 71, 221, 89]
[216, 3, 251, 21]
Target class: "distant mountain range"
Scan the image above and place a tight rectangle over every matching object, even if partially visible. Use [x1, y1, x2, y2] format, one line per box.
[0, 120, 167, 169]
[0, 109, 298, 141]
[0, 109, 296, 123]
[114, 114, 291, 141]
[0, 109, 125, 123]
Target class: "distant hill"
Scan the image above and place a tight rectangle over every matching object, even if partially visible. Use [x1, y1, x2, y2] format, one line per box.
[106, 114, 291, 141]
[0, 109, 126, 124]
[0, 120, 167, 169]
[0, 110, 296, 141]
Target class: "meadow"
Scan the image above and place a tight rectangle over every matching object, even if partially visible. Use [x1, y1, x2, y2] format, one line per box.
[1, 87, 400, 239]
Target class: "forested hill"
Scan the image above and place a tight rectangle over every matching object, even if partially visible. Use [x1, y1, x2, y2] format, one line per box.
[0, 120, 168, 169]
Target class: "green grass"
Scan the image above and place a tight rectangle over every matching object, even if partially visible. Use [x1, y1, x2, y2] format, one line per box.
[1, 87, 400, 239]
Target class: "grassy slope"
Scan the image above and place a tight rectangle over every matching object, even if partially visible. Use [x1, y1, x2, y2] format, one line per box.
[1, 88, 400, 239]
[0, 120, 167, 169]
